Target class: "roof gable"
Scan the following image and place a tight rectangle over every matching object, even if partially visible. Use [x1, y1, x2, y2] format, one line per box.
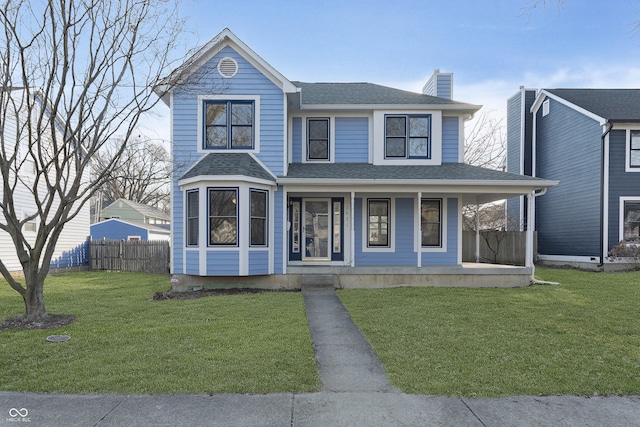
[155, 28, 296, 103]
[538, 89, 640, 123]
[103, 198, 169, 221]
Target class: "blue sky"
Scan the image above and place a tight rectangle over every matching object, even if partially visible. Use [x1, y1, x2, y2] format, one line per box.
[147, 0, 640, 140]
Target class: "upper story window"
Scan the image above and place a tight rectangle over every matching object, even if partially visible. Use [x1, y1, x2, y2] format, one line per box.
[385, 114, 431, 159]
[204, 100, 254, 150]
[307, 118, 330, 161]
[630, 131, 640, 168]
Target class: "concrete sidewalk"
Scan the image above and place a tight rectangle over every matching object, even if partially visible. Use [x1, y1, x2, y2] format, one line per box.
[1, 286, 639, 426]
[2, 391, 640, 426]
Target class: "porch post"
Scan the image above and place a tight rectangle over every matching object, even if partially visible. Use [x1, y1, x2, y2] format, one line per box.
[525, 192, 534, 269]
[417, 191, 422, 268]
[475, 204, 480, 263]
[350, 191, 355, 267]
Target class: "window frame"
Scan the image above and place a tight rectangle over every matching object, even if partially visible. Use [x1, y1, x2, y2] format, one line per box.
[186, 189, 199, 247]
[620, 197, 640, 243]
[306, 117, 330, 161]
[208, 187, 239, 247]
[421, 198, 442, 248]
[196, 95, 261, 154]
[367, 198, 390, 248]
[202, 99, 256, 151]
[629, 130, 640, 169]
[249, 188, 268, 247]
[384, 114, 431, 160]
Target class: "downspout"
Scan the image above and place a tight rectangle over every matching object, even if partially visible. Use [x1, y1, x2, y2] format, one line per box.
[527, 188, 559, 285]
[599, 122, 613, 267]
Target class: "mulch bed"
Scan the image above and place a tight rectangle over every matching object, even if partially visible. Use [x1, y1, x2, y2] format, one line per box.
[0, 314, 76, 330]
[152, 288, 297, 301]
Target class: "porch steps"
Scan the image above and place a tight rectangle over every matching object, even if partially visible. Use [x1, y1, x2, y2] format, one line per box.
[301, 274, 335, 289]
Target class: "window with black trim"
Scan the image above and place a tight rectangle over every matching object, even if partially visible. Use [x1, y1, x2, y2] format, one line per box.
[208, 188, 238, 246]
[204, 100, 254, 149]
[623, 200, 640, 241]
[421, 199, 442, 247]
[250, 189, 268, 246]
[307, 118, 329, 160]
[385, 114, 431, 159]
[630, 131, 640, 168]
[186, 189, 199, 247]
[368, 199, 389, 247]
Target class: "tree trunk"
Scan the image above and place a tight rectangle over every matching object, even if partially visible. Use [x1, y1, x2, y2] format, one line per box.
[23, 270, 46, 321]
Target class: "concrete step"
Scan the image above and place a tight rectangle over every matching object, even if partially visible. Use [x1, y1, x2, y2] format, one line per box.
[301, 274, 335, 289]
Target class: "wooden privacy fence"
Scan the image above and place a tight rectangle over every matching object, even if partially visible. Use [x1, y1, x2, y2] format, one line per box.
[90, 239, 170, 274]
[462, 231, 536, 266]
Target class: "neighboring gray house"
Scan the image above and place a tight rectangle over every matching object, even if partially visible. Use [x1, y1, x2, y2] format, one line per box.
[91, 218, 170, 241]
[99, 198, 170, 226]
[506, 87, 640, 268]
[154, 28, 556, 290]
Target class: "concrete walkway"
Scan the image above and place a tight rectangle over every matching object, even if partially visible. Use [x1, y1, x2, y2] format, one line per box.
[301, 284, 395, 392]
[1, 286, 640, 426]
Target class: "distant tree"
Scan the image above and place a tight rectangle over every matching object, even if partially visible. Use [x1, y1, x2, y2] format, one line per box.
[0, 0, 183, 326]
[94, 137, 171, 215]
[464, 110, 506, 170]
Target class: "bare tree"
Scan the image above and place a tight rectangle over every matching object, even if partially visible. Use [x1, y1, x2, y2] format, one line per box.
[464, 110, 506, 170]
[0, 0, 183, 325]
[94, 137, 171, 214]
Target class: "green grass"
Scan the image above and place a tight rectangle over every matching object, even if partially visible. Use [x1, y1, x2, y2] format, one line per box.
[0, 272, 321, 394]
[339, 268, 640, 397]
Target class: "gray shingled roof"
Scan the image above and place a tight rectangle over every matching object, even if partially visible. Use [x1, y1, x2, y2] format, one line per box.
[180, 153, 275, 182]
[283, 162, 550, 182]
[546, 89, 640, 122]
[292, 81, 480, 110]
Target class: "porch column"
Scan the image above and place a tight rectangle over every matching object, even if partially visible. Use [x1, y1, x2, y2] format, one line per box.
[350, 191, 355, 267]
[417, 191, 422, 268]
[525, 192, 534, 269]
[475, 204, 480, 263]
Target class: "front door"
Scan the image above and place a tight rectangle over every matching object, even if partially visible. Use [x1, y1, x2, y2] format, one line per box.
[303, 199, 331, 261]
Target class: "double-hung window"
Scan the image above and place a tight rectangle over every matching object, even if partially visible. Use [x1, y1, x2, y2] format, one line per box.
[385, 114, 431, 159]
[307, 118, 330, 161]
[623, 200, 640, 241]
[209, 188, 238, 246]
[630, 131, 640, 168]
[421, 199, 442, 247]
[368, 199, 389, 247]
[204, 100, 254, 149]
[250, 189, 268, 246]
[186, 190, 199, 247]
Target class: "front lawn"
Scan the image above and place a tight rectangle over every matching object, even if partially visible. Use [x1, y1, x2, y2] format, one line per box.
[339, 268, 640, 397]
[0, 272, 321, 394]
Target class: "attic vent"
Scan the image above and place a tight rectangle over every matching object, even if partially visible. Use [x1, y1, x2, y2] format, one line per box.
[542, 99, 550, 117]
[217, 57, 238, 78]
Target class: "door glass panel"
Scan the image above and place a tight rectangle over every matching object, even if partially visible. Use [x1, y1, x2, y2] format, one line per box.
[304, 200, 330, 259]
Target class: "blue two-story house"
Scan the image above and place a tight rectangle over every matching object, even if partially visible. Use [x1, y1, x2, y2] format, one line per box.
[506, 87, 640, 270]
[155, 29, 556, 290]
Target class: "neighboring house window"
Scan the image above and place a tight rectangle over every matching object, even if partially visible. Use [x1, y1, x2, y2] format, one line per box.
[23, 215, 36, 233]
[250, 189, 268, 246]
[384, 114, 431, 159]
[208, 188, 238, 246]
[204, 100, 254, 150]
[542, 99, 550, 117]
[623, 200, 640, 241]
[186, 189, 199, 247]
[128, 236, 141, 241]
[630, 131, 640, 168]
[307, 118, 329, 161]
[421, 199, 442, 247]
[368, 199, 389, 247]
